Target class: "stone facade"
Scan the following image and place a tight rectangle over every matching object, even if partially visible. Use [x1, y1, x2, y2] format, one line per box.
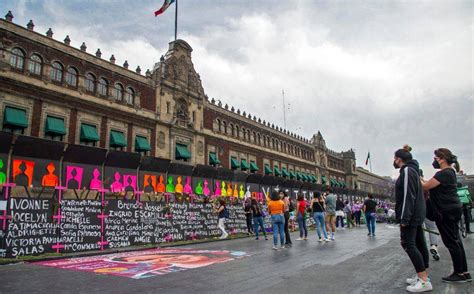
[356, 167, 393, 196]
[0, 14, 391, 197]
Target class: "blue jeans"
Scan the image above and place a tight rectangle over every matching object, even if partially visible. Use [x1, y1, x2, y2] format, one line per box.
[297, 212, 308, 238]
[366, 213, 376, 235]
[271, 214, 285, 246]
[253, 216, 266, 239]
[313, 212, 328, 239]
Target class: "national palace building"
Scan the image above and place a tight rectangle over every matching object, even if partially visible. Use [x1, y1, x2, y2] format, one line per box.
[0, 12, 392, 198]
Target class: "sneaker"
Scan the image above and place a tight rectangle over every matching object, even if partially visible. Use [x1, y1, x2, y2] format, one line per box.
[406, 279, 433, 292]
[372, 234, 376, 237]
[464, 273, 472, 282]
[285, 244, 292, 248]
[331, 236, 335, 241]
[303, 237, 308, 241]
[430, 245, 440, 261]
[272, 246, 278, 250]
[406, 275, 419, 285]
[255, 237, 259, 240]
[265, 237, 268, 240]
[295, 238, 304, 241]
[442, 273, 467, 283]
[318, 238, 323, 242]
[280, 245, 286, 249]
[367, 233, 371, 236]
[324, 238, 331, 242]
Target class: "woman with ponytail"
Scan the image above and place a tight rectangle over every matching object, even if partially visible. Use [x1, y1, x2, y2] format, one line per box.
[421, 148, 470, 283]
[393, 145, 432, 292]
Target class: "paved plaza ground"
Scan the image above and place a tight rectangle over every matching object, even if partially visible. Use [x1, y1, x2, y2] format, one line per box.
[0, 224, 472, 294]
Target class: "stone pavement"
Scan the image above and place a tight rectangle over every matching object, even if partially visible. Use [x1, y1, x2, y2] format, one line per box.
[0, 224, 472, 294]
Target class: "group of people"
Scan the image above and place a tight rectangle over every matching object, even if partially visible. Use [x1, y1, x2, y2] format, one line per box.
[214, 145, 471, 292]
[240, 187, 380, 249]
[393, 145, 471, 292]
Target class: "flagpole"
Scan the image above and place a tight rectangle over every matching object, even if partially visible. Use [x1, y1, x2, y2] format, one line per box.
[174, 0, 178, 40]
[369, 153, 373, 173]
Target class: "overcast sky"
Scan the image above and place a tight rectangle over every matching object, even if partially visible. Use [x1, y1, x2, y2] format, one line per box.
[4, 0, 473, 179]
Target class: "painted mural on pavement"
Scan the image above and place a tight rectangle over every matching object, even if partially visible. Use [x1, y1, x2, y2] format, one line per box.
[36, 248, 248, 279]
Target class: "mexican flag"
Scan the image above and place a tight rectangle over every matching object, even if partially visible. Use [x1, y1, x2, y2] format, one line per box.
[365, 152, 370, 165]
[155, 0, 175, 16]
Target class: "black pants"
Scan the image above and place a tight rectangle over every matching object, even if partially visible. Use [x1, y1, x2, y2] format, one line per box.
[462, 204, 471, 232]
[436, 209, 468, 273]
[245, 214, 253, 233]
[354, 211, 361, 225]
[284, 211, 292, 244]
[400, 225, 429, 273]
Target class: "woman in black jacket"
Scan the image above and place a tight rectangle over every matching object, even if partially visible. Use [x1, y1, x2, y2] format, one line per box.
[421, 148, 470, 283]
[393, 145, 432, 292]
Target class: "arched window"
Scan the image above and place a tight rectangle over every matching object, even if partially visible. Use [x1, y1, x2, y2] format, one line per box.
[257, 133, 261, 145]
[222, 121, 227, 134]
[125, 87, 134, 105]
[85, 73, 96, 93]
[50, 61, 63, 82]
[98, 78, 108, 96]
[252, 131, 256, 143]
[230, 123, 234, 136]
[113, 83, 124, 101]
[28, 54, 42, 75]
[241, 127, 245, 139]
[272, 138, 275, 149]
[10, 48, 25, 70]
[217, 119, 222, 132]
[246, 130, 250, 141]
[235, 125, 240, 138]
[65, 67, 78, 87]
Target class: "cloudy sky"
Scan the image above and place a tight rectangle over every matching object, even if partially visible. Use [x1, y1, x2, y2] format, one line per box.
[4, 0, 473, 178]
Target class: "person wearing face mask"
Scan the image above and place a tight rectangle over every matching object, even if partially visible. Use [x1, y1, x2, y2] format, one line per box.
[393, 145, 432, 292]
[421, 148, 470, 283]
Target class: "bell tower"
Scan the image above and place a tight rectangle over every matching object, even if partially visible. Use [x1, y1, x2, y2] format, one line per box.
[152, 39, 206, 164]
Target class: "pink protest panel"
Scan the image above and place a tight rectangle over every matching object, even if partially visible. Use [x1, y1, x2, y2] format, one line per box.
[66, 166, 83, 189]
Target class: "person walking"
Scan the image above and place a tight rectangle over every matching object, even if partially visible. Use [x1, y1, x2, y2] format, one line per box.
[457, 183, 472, 234]
[244, 198, 253, 236]
[251, 198, 267, 241]
[325, 188, 337, 240]
[311, 192, 329, 241]
[363, 194, 377, 237]
[421, 148, 470, 283]
[214, 199, 228, 239]
[420, 168, 441, 261]
[267, 191, 285, 250]
[393, 145, 432, 292]
[424, 219, 440, 261]
[281, 191, 293, 247]
[353, 200, 362, 227]
[295, 194, 308, 241]
[336, 197, 345, 229]
[344, 200, 354, 229]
